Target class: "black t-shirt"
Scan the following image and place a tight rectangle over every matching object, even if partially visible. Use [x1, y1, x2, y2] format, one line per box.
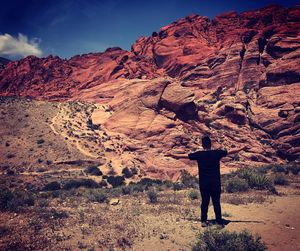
[188, 149, 227, 190]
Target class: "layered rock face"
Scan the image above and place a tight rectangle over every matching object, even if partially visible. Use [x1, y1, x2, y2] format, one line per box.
[0, 4, 299, 176]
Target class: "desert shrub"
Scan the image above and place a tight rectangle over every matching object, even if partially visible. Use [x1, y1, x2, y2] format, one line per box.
[87, 118, 99, 130]
[192, 228, 267, 251]
[273, 175, 289, 186]
[87, 189, 107, 203]
[286, 164, 300, 175]
[63, 179, 99, 190]
[6, 170, 15, 175]
[0, 188, 35, 211]
[255, 165, 273, 174]
[106, 175, 125, 188]
[51, 190, 60, 198]
[128, 183, 145, 193]
[38, 198, 49, 207]
[173, 182, 185, 191]
[189, 190, 199, 200]
[6, 153, 15, 159]
[180, 170, 198, 188]
[272, 165, 286, 174]
[248, 174, 273, 190]
[99, 180, 108, 187]
[139, 178, 163, 187]
[122, 167, 134, 178]
[121, 186, 131, 195]
[43, 181, 61, 191]
[46, 160, 53, 165]
[225, 178, 249, 193]
[37, 139, 45, 144]
[130, 166, 138, 175]
[162, 180, 174, 188]
[85, 166, 102, 176]
[37, 167, 46, 173]
[106, 187, 123, 197]
[147, 189, 158, 203]
[236, 168, 274, 191]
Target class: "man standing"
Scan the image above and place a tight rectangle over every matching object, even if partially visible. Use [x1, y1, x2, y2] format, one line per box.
[169, 135, 246, 227]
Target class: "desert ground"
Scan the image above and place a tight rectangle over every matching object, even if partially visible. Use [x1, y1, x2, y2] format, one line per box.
[0, 97, 299, 251]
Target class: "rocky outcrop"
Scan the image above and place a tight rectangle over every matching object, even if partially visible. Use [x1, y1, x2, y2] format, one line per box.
[0, 49, 162, 99]
[0, 57, 10, 69]
[0, 4, 299, 177]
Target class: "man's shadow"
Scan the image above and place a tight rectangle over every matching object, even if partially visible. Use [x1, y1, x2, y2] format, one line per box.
[207, 219, 265, 226]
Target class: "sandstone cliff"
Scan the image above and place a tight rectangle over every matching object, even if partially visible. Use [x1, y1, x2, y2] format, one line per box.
[0, 4, 299, 177]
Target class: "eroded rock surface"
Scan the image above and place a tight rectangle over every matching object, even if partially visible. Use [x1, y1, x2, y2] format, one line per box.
[0, 4, 299, 178]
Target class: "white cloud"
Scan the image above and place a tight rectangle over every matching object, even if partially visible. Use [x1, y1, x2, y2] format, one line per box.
[0, 33, 42, 58]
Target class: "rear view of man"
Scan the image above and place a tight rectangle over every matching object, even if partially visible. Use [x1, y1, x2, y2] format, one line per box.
[188, 135, 246, 227]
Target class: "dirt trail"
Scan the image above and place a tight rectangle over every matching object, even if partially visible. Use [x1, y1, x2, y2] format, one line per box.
[49, 102, 105, 159]
[132, 189, 300, 251]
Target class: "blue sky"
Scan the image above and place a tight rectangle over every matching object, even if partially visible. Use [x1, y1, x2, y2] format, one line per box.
[0, 0, 298, 59]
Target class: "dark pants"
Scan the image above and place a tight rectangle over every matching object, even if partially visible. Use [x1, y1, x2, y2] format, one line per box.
[200, 189, 222, 223]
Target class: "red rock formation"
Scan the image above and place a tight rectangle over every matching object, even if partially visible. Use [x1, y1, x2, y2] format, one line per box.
[0, 57, 10, 69]
[0, 4, 299, 173]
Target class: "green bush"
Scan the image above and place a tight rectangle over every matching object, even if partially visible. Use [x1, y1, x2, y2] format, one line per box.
[106, 176, 125, 188]
[121, 186, 131, 195]
[248, 174, 273, 190]
[121, 167, 134, 178]
[128, 183, 145, 193]
[130, 166, 138, 175]
[43, 181, 61, 191]
[173, 182, 185, 191]
[85, 166, 102, 176]
[147, 189, 158, 203]
[0, 188, 35, 211]
[99, 180, 108, 187]
[272, 165, 286, 174]
[63, 179, 99, 190]
[225, 178, 249, 193]
[286, 164, 300, 175]
[192, 228, 267, 251]
[139, 178, 163, 187]
[180, 170, 198, 188]
[37, 139, 45, 144]
[273, 175, 289, 186]
[236, 168, 273, 190]
[188, 190, 199, 200]
[87, 189, 107, 203]
[256, 165, 273, 174]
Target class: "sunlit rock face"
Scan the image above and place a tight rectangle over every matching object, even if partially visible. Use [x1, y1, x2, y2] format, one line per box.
[0, 5, 299, 178]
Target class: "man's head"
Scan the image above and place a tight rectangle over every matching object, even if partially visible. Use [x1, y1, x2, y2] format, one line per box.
[202, 135, 211, 150]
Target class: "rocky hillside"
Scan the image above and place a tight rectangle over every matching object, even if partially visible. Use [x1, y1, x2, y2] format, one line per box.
[0, 4, 299, 175]
[0, 57, 10, 69]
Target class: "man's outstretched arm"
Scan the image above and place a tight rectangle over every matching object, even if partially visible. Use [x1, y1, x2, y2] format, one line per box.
[165, 152, 190, 159]
[227, 145, 249, 155]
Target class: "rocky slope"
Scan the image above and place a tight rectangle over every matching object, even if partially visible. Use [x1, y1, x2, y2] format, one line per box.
[0, 4, 299, 176]
[0, 57, 10, 69]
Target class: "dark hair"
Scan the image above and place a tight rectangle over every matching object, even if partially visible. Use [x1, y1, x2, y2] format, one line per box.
[202, 135, 211, 149]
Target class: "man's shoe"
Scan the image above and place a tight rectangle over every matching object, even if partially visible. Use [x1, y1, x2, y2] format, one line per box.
[201, 221, 208, 227]
[216, 219, 225, 227]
